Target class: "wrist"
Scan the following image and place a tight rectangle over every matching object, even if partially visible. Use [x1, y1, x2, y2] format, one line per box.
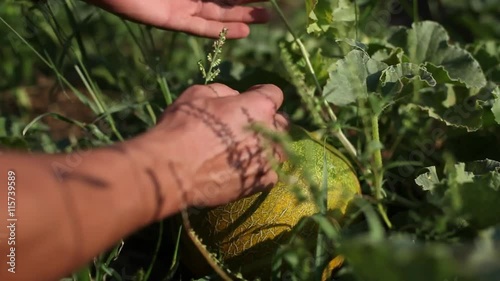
[121, 128, 193, 221]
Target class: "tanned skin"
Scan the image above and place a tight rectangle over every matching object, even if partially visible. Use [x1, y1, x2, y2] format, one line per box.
[86, 0, 271, 39]
[0, 1, 287, 280]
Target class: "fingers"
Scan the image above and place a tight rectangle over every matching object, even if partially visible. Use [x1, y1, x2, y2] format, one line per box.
[270, 113, 289, 163]
[245, 84, 285, 110]
[176, 83, 239, 103]
[214, 0, 269, 4]
[274, 113, 289, 132]
[172, 14, 251, 38]
[198, 3, 270, 23]
[170, 1, 269, 39]
[235, 84, 284, 118]
[238, 0, 269, 3]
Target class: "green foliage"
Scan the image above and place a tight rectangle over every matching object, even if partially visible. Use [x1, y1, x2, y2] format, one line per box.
[439, 0, 500, 40]
[386, 21, 487, 88]
[467, 40, 500, 84]
[416, 161, 500, 229]
[323, 50, 387, 106]
[340, 231, 500, 281]
[305, 0, 356, 37]
[493, 90, 500, 124]
[270, 1, 500, 280]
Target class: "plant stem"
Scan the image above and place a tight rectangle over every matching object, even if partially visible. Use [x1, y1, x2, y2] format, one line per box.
[146, 103, 157, 125]
[371, 114, 392, 228]
[270, 0, 357, 159]
[75, 64, 124, 141]
[398, 0, 414, 21]
[413, 0, 420, 22]
[143, 221, 163, 281]
[63, 0, 89, 62]
[371, 115, 383, 201]
[354, 0, 359, 41]
[324, 104, 358, 158]
[270, 1, 320, 91]
[158, 75, 173, 105]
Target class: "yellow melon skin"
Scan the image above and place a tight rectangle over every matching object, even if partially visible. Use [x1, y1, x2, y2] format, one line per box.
[184, 125, 361, 279]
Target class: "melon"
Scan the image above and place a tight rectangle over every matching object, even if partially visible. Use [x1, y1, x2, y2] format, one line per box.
[182, 125, 361, 279]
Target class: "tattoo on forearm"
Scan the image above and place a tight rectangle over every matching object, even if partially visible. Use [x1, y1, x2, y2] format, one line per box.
[145, 169, 164, 221]
[57, 172, 109, 189]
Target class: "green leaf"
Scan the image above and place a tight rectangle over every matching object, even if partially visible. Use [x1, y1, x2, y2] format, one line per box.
[0, 137, 30, 150]
[415, 163, 500, 229]
[381, 63, 435, 85]
[340, 236, 458, 281]
[72, 266, 92, 281]
[387, 21, 487, 89]
[493, 87, 500, 125]
[305, 0, 355, 37]
[341, 235, 500, 281]
[306, 0, 334, 34]
[449, 162, 476, 185]
[0, 117, 7, 138]
[465, 159, 500, 174]
[410, 83, 497, 132]
[467, 40, 500, 83]
[415, 166, 441, 192]
[423, 63, 469, 87]
[371, 47, 405, 66]
[22, 112, 85, 136]
[323, 50, 387, 106]
[336, 39, 368, 52]
[453, 172, 500, 229]
[380, 63, 436, 96]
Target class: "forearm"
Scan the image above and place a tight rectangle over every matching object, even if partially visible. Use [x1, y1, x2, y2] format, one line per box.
[0, 143, 183, 281]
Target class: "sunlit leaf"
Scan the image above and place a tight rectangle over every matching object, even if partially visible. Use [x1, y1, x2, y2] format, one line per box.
[492, 87, 500, 125]
[323, 50, 387, 106]
[305, 0, 356, 37]
[415, 166, 440, 192]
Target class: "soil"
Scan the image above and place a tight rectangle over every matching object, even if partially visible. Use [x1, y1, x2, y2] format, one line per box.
[1, 74, 96, 141]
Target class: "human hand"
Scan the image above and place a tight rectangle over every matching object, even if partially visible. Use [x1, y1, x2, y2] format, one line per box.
[88, 0, 270, 38]
[129, 83, 288, 219]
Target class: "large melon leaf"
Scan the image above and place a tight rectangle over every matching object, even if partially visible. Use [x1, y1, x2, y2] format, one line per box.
[323, 50, 387, 106]
[467, 40, 500, 83]
[411, 83, 499, 131]
[323, 51, 438, 106]
[387, 21, 487, 89]
[380, 62, 436, 96]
